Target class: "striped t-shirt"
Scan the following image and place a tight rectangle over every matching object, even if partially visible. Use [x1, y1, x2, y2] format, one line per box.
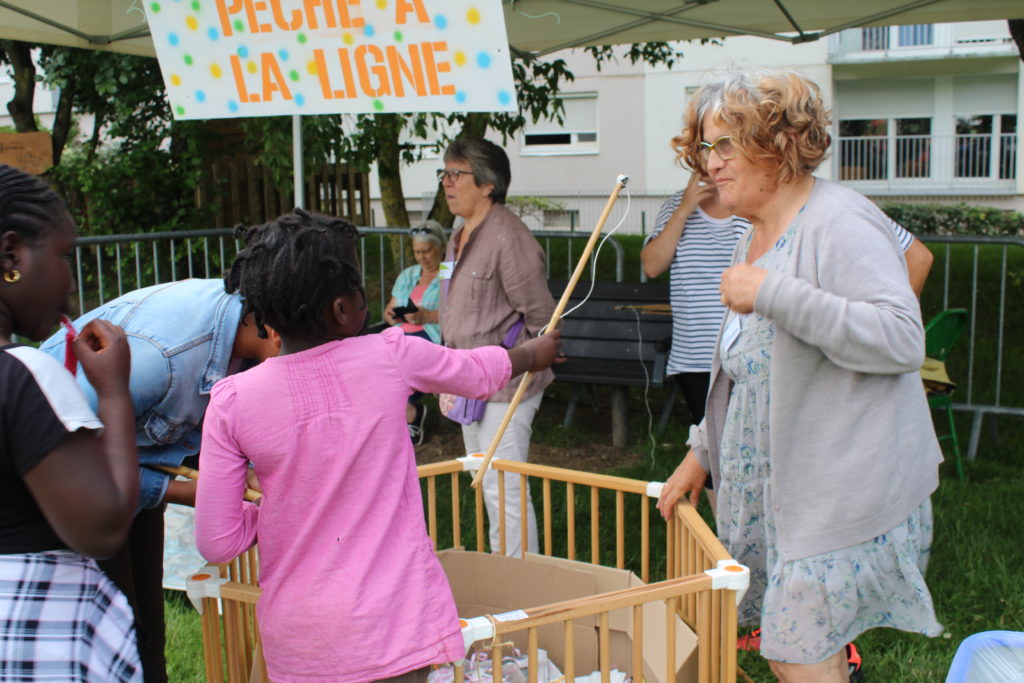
[648, 192, 750, 374]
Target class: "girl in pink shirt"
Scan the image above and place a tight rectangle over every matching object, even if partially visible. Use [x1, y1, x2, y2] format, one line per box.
[194, 210, 559, 683]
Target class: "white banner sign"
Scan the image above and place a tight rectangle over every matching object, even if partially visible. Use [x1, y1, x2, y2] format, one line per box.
[144, 0, 517, 119]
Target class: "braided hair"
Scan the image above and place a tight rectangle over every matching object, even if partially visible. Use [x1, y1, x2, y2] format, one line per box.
[0, 165, 69, 244]
[224, 208, 363, 340]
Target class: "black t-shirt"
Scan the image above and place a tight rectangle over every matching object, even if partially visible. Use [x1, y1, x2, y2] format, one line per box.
[0, 344, 103, 553]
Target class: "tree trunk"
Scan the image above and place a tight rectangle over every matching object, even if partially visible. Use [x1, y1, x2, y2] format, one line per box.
[1010, 20, 1024, 62]
[376, 114, 410, 228]
[427, 113, 490, 227]
[51, 84, 75, 166]
[1, 41, 39, 132]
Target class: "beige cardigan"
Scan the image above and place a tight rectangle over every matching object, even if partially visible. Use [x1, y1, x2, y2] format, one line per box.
[690, 178, 942, 561]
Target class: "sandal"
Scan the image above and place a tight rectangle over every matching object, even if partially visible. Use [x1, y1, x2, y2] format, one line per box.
[737, 628, 761, 651]
[846, 642, 864, 682]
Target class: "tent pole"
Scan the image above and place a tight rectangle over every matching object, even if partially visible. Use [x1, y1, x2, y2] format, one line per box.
[293, 115, 304, 209]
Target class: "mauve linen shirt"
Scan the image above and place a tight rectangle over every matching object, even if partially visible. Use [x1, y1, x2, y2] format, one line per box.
[440, 203, 556, 402]
[195, 329, 511, 682]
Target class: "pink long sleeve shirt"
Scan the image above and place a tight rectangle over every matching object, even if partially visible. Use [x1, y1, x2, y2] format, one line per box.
[195, 328, 511, 682]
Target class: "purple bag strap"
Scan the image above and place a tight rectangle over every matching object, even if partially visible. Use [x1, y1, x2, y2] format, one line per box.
[502, 316, 526, 349]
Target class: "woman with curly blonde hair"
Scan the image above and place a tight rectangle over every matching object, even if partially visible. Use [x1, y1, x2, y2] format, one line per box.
[656, 70, 942, 682]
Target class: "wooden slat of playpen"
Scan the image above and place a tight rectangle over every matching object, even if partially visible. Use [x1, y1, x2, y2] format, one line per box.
[223, 598, 247, 683]
[590, 487, 600, 565]
[710, 590, 722, 683]
[200, 597, 224, 683]
[631, 605, 643, 683]
[497, 473, 506, 555]
[490, 641, 503, 679]
[641, 498, 650, 583]
[615, 491, 625, 569]
[451, 472, 461, 549]
[520, 473, 529, 558]
[721, 589, 739, 682]
[562, 620, 576, 681]
[566, 482, 576, 560]
[698, 590, 711, 683]
[497, 460, 649, 494]
[427, 475, 438, 550]
[528, 628, 539, 682]
[599, 612, 610, 681]
[542, 478, 553, 556]
[475, 485, 485, 552]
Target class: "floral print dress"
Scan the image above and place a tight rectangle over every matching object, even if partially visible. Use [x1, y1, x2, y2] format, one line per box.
[715, 219, 943, 664]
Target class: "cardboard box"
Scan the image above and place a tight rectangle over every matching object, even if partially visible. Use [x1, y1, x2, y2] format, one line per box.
[438, 550, 698, 683]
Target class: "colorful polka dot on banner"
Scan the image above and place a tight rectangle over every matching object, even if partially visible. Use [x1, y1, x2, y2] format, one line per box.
[196, 90, 206, 102]
[168, 33, 179, 46]
[373, 99, 384, 111]
[477, 52, 491, 68]
[289, 69, 299, 81]
[175, 105, 185, 115]
[210, 63, 223, 78]
[497, 90, 511, 106]
[467, 8, 480, 24]
[364, 24, 375, 37]
[233, 19, 244, 32]
[434, 14, 447, 29]
[297, 32, 307, 44]
[393, 31, 403, 42]
[150, 2, 161, 12]
[246, 61, 257, 73]
[306, 60, 317, 75]
[191, 0, 200, 10]
[184, 54, 193, 65]
[207, 27, 219, 40]
[185, 15, 198, 30]
[237, 46, 248, 58]
[342, 33, 354, 45]
[279, 49, 289, 61]
[295, 94, 306, 106]
[454, 51, 467, 66]
[375, 0, 386, 8]
[228, 100, 239, 112]
[170, 74, 182, 86]
[455, 91, 467, 104]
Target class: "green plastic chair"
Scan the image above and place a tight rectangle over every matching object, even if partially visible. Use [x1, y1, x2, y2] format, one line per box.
[922, 309, 968, 480]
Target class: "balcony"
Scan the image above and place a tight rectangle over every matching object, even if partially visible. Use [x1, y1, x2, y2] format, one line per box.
[829, 22, 1016, 62]
[836, 133, 1019, 195]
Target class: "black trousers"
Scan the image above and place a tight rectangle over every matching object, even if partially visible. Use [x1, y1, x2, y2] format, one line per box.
[99, 504, 168, 683]
[674, 371, 711, 425]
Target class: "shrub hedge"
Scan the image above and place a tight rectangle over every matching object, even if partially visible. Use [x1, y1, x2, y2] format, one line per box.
[880, 202, 1024, 237]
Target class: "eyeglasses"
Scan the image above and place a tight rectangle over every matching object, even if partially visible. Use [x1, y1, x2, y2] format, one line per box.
[699, 136, 738, 162]
[437, 168, 474, 183]
[409, 227, 434, 237]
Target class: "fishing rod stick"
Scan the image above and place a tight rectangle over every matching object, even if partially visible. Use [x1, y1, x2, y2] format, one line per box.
[471, 174, 630, 489]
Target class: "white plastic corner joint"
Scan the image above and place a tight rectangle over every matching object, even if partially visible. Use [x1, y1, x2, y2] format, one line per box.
[458, 455, 482, 472]
[646, 481, 665, 499]
[185, 566, 229, 614]
[459, 616, 496, 660]
[616, 174, 630, 187]
[704, 560, 750, 606]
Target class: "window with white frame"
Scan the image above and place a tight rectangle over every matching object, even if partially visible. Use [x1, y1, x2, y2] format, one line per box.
[956, 114, 1018, 179]
[522, 93, 598, 154]
[838, 117, 934, 180]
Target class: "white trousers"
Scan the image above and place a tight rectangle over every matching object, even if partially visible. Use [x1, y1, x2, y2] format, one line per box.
[460, 390, 543, 558]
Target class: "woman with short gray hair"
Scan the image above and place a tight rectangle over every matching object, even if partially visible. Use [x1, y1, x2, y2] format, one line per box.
[438, 137, 556, 558]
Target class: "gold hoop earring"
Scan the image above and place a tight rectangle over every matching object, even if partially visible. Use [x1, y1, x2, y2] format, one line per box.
[3, 270, 20, 283]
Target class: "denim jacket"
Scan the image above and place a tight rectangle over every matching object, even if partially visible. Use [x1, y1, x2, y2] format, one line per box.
[40, 279, 243, 510]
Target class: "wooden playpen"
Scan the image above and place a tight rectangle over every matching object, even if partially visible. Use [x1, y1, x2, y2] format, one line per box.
[186, 458, 747, 682]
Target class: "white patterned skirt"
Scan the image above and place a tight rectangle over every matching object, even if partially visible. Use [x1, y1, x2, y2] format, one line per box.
[0, 550, 142, 682]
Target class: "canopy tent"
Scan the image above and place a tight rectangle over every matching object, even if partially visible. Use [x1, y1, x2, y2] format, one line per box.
[1, 0, 1022, 58]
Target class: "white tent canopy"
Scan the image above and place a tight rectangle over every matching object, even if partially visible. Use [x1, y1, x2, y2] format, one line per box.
[0, 0, 1021, 58]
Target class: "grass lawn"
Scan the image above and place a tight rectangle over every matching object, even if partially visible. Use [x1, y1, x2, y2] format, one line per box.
[162, 242, 1024, 681]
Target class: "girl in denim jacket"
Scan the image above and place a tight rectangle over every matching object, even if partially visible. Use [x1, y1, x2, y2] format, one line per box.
[195, 209, 559, 683]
